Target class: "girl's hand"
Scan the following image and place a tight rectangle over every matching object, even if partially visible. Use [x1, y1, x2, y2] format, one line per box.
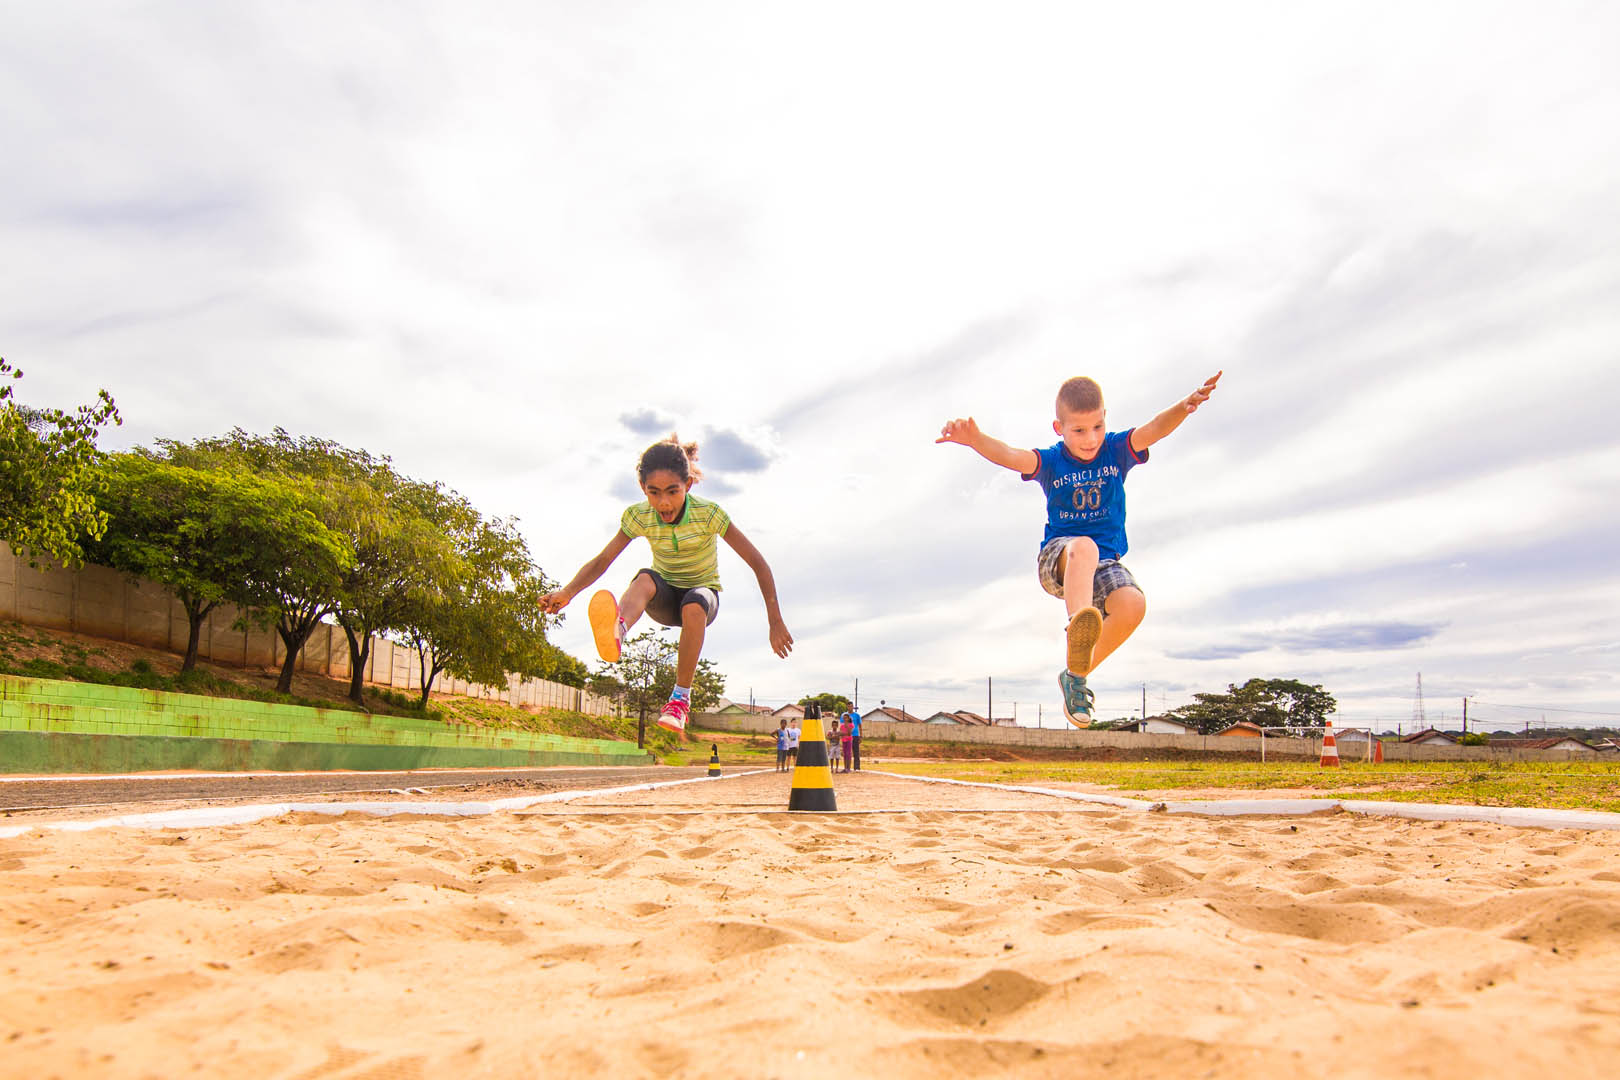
[538, 590, 570, 614]
[769, 618, 794, 659]
[1182, 371, 1222, 413]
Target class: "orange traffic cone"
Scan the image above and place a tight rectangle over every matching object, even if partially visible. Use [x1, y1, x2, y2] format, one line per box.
[787, 704, 837, 812]
[1373, 737, 1384, 764]
[1320, 719, 1340, 767]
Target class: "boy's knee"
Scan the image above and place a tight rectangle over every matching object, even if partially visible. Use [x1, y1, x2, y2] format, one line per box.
[1106, 586, 1146, 624]
[680, 602, 708, 626]
[1065, 536, 1099, 561]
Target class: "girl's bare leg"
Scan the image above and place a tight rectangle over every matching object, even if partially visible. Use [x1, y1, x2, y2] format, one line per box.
[618, 573, 657, 631]
[676, 602, 707, 687]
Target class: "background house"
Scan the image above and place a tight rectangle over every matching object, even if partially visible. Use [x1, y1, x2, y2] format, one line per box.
[1486, 737, 1597, 754]
[862, 706, 921, 724]
[1216, 721, 1265, 737]
[1401, 729, 1458, 745]
[1125, 716, 1197, 735]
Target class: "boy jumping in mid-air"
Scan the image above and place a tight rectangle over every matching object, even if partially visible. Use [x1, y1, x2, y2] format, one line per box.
[937, 371, 1220, 726]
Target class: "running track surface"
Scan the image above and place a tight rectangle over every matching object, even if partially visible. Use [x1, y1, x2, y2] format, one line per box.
[0, 765, 714, 812]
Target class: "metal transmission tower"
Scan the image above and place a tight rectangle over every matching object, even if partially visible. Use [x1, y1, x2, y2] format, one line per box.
[1412, 673, 1427, 729]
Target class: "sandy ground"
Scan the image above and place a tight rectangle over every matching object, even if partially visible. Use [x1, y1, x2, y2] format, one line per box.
[5, 770, 1620, 1079]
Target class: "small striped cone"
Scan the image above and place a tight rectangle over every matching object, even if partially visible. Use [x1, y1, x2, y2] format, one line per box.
[1320, 719, 1340, 767]
[787, 705, 838, 812]
[707, 744, 721, 778]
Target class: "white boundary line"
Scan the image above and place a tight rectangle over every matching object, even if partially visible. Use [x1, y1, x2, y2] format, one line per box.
[0, 770, 772, 839]
[865, 770, 1620, 831]
[5, 767, 1618, 836]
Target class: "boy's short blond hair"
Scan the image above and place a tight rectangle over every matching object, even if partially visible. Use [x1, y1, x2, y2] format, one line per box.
[1056, 376, 1103, 416]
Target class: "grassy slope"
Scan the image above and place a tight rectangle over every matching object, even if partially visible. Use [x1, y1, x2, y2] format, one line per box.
[0, 617, 689, 760]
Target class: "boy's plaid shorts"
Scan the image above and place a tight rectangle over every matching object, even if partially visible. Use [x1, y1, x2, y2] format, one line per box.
[1037, 537, 1143, 613]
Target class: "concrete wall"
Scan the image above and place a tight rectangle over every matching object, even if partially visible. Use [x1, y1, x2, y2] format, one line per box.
[1, 541, 613, 716]
[0, 674, 651, 773]
[691, 713, 1601, 764]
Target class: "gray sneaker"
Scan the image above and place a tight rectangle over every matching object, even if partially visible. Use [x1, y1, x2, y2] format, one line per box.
[1058, 669, 1095, 727]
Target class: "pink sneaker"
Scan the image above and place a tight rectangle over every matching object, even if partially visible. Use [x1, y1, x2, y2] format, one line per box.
[656, 697, 690, 733]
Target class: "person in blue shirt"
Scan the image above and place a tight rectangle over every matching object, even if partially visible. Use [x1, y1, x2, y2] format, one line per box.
[848, 707, 862, 771]
[937, 371, 1221, 726]
[773, 718, 789, 772]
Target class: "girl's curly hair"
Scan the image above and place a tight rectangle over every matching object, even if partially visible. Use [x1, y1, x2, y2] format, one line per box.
[637, 433, 702, 486]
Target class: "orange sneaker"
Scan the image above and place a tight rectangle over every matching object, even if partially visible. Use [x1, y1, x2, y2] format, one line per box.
[657, 697, 689, 733]
[588, 590, 623, 663]
[1066, 606, 1103, 675]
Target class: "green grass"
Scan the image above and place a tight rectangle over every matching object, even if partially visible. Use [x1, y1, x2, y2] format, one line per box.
[0, 620, 659, 753]
[878, 759, 1620, 813]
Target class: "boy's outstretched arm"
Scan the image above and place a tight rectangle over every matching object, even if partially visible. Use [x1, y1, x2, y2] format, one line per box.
[539, 531, 632, 613]
[936, 417, 1040, 475]
[721, 524, 793, 658]
[1129, 371, 1222, 453]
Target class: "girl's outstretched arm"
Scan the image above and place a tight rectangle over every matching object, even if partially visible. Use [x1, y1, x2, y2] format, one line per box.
[722, 524, 793, 658]
[539, 531, 632, 614]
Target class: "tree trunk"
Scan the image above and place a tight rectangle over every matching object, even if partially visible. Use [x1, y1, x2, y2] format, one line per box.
[178, 595, 216, 674]
[340, 621, 371, 706]
[274, 602, 332, 694]
[414, 640, 443, 710]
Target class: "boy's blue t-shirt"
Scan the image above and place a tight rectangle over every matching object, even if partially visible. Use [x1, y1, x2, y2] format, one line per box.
[849, 710, 861, 737]
[1022, 429, 1148, 560]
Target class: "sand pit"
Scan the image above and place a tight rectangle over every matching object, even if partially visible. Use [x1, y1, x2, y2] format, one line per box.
[5, 770, 1620, 1078]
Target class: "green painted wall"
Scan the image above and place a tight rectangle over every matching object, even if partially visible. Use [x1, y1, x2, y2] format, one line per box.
[0, 675, 652, 773]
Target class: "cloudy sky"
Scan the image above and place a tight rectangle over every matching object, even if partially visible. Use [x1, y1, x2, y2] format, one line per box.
[7, 1, 1618, 731]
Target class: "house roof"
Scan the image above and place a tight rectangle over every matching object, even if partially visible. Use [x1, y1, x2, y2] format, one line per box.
[1400, 728, 1457, 744]
[863, 706, 921, 724]
[1486, 737, 1596, 751]
[1216, 721, 1265, 736]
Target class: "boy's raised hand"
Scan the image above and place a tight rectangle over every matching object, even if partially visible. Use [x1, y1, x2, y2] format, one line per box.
[1182, 371, 1222, 413]
[936, 417, 981, 446]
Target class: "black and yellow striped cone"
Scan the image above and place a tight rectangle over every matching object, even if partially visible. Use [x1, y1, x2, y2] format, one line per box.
[787, 704, 837, 812]
[707, 744, 721, 778]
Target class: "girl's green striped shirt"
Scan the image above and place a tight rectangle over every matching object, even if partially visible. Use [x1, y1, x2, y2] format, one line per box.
[619, 495, 731, 590]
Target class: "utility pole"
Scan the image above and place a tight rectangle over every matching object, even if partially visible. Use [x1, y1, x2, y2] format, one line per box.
[1142, 683, 1147, 722]
[1462, 697, 1468, 735]
[853, 677, 859, 711]
[1038, 703, 1042, 728]
[987, 676, 992, 723]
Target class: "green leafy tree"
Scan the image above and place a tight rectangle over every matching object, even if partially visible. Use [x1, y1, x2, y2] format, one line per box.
[400, 514, 557, 708]
[155, 432, 354, 692]
[799, 691, 852, 715]
[88, 453, 346, 673]
[329, 470, 465, 706]
[0, 357, 122, 568]
[1167, 678, 1338, 735]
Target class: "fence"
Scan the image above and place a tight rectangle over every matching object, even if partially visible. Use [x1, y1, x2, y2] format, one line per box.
[0, 541, 614, 716]
[694, 713, 1602, 763]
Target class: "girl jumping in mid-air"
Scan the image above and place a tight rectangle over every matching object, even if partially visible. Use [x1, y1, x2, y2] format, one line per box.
[540, 434, 793, 733]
